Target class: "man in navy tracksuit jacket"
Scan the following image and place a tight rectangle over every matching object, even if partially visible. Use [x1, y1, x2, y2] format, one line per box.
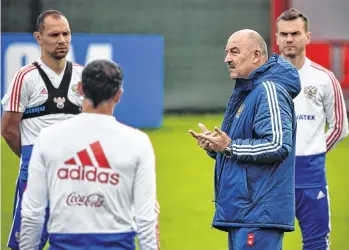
[190, 30, 301, 249]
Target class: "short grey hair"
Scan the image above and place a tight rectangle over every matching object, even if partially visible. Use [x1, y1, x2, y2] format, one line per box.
[246, 30, 268, 56]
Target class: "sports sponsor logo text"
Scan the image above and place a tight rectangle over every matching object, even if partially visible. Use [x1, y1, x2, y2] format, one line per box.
[66, 191, 105, 207]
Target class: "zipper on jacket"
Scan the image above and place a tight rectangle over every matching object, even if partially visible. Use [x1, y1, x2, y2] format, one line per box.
[243, 167, 252, 202]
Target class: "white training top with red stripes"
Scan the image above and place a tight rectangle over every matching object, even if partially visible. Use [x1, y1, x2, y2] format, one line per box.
[294, 57, 348, 155]
[1, 58, 83, 146]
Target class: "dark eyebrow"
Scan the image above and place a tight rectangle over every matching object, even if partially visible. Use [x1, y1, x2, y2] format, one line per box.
[48, 30, 71, 35]
[280, 31, 300, 35]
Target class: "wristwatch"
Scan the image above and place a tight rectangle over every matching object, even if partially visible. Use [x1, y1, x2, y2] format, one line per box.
[223, 146, 233, 158]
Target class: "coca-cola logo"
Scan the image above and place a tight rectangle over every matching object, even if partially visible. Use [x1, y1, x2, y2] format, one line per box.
[66, 192, 105, 207]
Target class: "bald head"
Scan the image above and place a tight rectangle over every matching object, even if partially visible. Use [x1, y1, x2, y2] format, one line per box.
[228, 29, 268, 57]
[224, 29, 269, 79]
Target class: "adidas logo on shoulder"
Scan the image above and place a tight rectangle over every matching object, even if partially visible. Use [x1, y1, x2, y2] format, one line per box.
[40, 88, 48, 95]
[317, 191, 326, 200]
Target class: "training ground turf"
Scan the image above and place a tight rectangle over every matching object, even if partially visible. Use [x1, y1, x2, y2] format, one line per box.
[2, 114, 348, 250]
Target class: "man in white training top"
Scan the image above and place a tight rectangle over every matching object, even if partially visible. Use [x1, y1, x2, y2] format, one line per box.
[276, 8, 348, 250]
[20, 59, 160, 250]
[1, 10, 83, 250]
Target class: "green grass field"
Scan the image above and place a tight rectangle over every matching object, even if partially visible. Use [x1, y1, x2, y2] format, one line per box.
[1, 114, 349, 250]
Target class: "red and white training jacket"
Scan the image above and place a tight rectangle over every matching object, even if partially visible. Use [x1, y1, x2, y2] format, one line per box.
[293, 57, 348, 188]
[20, 113, 160, 250]
[1, 58, 83, 146]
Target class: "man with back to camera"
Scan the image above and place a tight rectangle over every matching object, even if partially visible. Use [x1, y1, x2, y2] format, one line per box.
[189, 29, 301, 249]
[19, 59, 160, 250]
[276, 8, 348, 249]
[1, 9, 83, 250]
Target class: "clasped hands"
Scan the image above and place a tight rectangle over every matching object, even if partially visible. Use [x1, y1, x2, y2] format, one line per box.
[188, 123, 232, 153]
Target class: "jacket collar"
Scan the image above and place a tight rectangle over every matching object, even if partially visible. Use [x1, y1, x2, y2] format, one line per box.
[234, 53, 280, 92]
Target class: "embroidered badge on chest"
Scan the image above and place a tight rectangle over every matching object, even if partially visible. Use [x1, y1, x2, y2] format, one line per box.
[71, 83, 80, 97]
[235, 103, 245, 118]
[54, 97, 66, 109]
[303, 85, 318, 99]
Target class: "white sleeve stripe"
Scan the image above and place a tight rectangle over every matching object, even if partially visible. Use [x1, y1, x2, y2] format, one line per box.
[232, 81, 282, 152]
[268, 80, 282, 149]
[232, 81, 283, 155]
[311, 63, 344, 149]
[264, 80, 278, 146]
[231, 81, 277, 149]
[10, 65, 36, 112]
